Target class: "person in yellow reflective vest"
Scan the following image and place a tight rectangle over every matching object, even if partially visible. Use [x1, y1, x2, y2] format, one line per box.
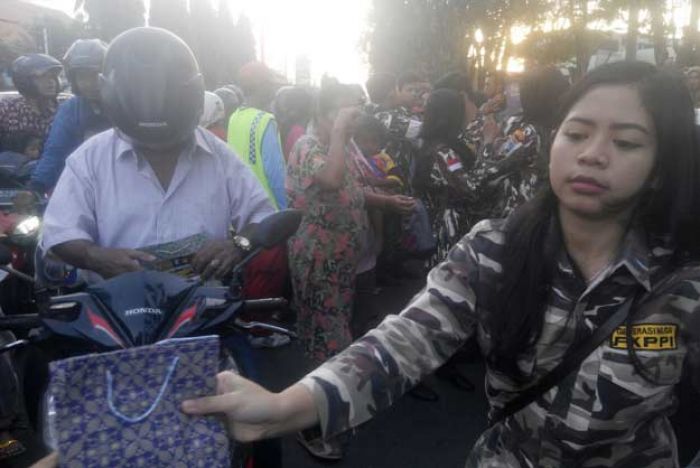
[227, 62, 287, 210]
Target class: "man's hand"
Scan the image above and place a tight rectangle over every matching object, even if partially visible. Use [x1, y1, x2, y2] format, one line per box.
[386, 195, 417, 215]
[192, 239, 241, 280]
[86, 246, 155, 279]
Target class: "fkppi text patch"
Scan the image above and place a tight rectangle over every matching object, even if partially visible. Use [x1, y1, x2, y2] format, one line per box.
[610, 323, 678, 350]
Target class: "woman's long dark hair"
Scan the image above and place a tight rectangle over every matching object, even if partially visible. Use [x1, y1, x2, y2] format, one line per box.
[489, 61, 700, 380]
[415, 89, 476, 189]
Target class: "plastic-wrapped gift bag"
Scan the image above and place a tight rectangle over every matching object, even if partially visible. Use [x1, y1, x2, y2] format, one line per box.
[48, 335, 230, 467]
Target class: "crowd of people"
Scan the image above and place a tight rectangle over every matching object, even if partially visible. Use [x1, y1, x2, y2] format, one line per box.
[3, 24, 700, 468]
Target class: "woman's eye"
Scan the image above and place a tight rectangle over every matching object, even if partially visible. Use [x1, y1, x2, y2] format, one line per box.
[564, 132, 586, 142]
[614, 140, 643, 150]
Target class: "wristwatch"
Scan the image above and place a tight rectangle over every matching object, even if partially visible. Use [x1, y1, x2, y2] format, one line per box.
[232, 235, 252, 252]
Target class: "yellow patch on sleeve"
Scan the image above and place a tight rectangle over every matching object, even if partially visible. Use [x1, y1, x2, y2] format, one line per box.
[610, 323, 678, 350]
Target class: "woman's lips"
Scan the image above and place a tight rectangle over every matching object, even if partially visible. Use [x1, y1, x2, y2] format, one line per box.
[569, 176, 608, 195]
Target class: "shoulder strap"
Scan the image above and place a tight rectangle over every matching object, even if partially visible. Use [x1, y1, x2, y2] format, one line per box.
[489, 291, 642, 427]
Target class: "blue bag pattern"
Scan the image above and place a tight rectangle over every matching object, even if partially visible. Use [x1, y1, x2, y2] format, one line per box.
[48, 336, 229, 467]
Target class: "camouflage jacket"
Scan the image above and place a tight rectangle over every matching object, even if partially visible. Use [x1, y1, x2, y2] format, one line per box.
[471, 114, 543, 220]
[300, 219, 700, 467]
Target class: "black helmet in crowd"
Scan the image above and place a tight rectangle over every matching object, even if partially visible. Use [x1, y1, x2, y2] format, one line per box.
[100, 27, 204, 148]
[63, 39, 108, 94]
[10, 53, 63, 98]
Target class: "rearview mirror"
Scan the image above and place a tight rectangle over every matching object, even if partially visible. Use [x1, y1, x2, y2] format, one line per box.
[249, 209, 302, 249]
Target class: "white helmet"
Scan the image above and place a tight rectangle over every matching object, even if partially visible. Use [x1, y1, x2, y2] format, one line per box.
[200, 91, 225, 128]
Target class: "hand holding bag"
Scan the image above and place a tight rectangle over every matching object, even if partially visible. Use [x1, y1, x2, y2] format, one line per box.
[48, 336, 230, 468]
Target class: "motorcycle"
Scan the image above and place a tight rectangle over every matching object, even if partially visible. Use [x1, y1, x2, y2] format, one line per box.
[0, 169, 44, 317]
[0, 209, 302, 468]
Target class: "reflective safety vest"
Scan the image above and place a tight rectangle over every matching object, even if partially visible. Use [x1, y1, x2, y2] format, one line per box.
[227, 107, 279, 209]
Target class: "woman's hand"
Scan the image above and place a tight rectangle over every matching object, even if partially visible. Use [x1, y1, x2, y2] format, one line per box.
[386, 195, 417, 215]
[30, 453, 58, 468]
[182, 372, 319, 442]
[332, 106, 362, 135]
[182, 372, 282, 441]
[481, 115, 501, 145]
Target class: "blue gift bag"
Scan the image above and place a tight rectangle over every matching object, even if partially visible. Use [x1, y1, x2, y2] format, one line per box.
[48, 335, 230, 467]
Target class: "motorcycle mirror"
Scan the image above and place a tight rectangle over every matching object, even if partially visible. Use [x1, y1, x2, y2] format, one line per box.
[0, 245, 12, 265]
[249, 209, 302, 249]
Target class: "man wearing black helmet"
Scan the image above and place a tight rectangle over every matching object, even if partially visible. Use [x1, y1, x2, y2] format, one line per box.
[0, 54, 63, 152]
[29, 39, 112, 193]
[40, 27, 275, 282]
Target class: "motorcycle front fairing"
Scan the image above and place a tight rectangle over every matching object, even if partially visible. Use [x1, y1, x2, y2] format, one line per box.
[40, 270, 245, 349]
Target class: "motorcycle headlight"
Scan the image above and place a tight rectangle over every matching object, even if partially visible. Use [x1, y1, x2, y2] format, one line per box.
[13, 216, 41, 237]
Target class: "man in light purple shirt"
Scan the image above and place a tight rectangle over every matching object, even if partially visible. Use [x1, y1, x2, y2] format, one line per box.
[41, 27, 276, 281]
[41, 127, 275, 278]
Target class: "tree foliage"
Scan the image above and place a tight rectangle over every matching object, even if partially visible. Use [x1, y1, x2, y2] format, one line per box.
[74, 0, 256, 88]
[366, 0, 700, 83]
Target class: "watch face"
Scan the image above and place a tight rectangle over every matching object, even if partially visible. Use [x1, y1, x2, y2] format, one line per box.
[235, 236, 251, 250]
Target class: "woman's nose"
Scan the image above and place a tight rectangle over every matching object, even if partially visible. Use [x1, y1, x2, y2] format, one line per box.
[576, 138, 609, 167]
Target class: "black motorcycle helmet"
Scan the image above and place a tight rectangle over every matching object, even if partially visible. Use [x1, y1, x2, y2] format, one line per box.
[100, 27, 204, 149]
[10, 53, 63, 98]
[63, 39, 108, 95]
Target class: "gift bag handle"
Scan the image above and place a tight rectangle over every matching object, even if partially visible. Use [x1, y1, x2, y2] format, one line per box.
[106, 356, 180, 423]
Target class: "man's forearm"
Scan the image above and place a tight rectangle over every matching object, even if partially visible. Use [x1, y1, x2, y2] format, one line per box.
[51, 240, 99, 271]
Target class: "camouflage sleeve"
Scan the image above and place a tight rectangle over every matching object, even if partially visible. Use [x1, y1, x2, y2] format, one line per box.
[458, 123, 541, 195]
[299, 222, 490, 439]
[375, 110, 422, 142]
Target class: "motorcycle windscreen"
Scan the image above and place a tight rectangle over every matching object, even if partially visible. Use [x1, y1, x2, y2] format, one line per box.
[86, 270, 197, 346]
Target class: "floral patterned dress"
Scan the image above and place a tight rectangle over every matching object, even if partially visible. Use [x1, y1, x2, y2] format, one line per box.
[0, 96, 57, 150]
[286, 134, 367, 366]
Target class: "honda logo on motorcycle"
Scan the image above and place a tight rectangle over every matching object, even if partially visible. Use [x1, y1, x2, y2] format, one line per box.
[124, 308, 163, 317]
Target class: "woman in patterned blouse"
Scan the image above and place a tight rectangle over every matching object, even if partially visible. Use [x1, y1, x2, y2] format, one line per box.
[185, 62, 700, 468]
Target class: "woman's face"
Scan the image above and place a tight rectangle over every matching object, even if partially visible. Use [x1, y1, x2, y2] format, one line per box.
[34, 71, 58, 98]
[549, 85, 657, 221]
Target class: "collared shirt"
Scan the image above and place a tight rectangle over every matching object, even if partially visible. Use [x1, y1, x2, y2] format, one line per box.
[0, 96, 57, 151]
[300, 218, 700, 467]
[41, 127, 275, 253]
[30, 95, 111, 192]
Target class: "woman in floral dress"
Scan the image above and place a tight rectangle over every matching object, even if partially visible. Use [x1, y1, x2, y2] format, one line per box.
[286, 84, 368, 367]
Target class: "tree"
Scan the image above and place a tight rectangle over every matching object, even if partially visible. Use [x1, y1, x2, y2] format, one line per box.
[679, 0, 700, 66]
[364, 0, 471, 80]
[625, 0, 640, 60]
[229, 14, 257, 81]
[149, 0, 191, 44]
[74, 0, 145, 41]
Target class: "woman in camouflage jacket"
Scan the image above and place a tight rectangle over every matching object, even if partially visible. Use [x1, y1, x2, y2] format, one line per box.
[185, 62, 700, 468]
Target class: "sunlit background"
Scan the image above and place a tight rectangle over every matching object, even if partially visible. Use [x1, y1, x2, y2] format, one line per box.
[25, 0, 700, 84]
[30, 0, 371, 85]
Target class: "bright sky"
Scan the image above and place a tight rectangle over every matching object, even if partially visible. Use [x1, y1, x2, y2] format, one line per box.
[26, 0, 697, 80]
[29, 0, 371, 86]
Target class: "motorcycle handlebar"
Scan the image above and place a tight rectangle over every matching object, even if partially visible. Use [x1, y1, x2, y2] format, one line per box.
[244, 298, 288, 311]
[0, 313, 41, 330]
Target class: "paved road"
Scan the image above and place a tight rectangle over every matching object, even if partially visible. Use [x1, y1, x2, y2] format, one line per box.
[249, 276, 490, 468]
